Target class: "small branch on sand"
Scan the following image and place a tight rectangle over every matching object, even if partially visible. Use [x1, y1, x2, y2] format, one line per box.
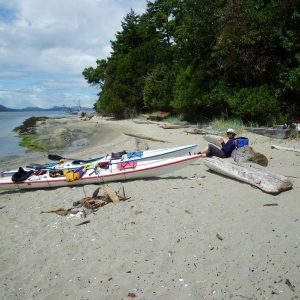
[271, 145, 300, 153]
[124, 132, 169, 143]
[75, 220, 90, 226]
[216, 233, 224, 240]
[40, 208, 79, 216]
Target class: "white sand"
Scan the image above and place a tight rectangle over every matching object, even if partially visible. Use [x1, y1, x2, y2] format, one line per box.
[0, 117, 299, 300]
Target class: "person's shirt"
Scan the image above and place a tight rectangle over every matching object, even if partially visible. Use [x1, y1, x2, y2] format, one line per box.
[221, 138, 236, 157]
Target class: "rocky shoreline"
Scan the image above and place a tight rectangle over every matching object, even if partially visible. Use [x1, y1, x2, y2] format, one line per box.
[13, 115, 96, 153]
[0, 114, 132, 172]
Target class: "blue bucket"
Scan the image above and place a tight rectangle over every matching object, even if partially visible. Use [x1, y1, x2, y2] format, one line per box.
[236, 137, 249, 148]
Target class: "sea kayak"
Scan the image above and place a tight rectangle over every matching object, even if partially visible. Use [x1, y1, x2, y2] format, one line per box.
[1, 144, 197, 176]
[0, 154, 202, 191]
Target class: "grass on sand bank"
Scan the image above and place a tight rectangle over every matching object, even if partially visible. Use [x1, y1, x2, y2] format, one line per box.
[209, 118, 245, 135]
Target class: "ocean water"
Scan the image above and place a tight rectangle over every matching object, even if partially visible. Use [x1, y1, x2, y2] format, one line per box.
[0, 111, 67, 158]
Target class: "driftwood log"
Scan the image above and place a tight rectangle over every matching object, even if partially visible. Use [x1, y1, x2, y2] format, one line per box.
[133, 120, 162, 125]
[147, 111, 171, 121]
[231, 146, 268, 167]
[271, 145, 300, 153]
[184, 128, 206, 135]
[203, 157, 292, 194]
[124, 132, 169, 143]
[160, 124, 190, 129]
[245, 127, 293, 139]
[203, 134, 222, 147]
[103, 185, 120, 204]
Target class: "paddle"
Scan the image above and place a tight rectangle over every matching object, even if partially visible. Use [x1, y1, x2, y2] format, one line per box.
[48, 154, 79, 161]
[48, 154, 106, 163]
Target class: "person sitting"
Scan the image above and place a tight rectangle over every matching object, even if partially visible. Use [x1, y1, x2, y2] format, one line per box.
[199, 128, 236, 158]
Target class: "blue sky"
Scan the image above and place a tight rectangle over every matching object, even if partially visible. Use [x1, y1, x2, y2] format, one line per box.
[0, 0, 147, 109]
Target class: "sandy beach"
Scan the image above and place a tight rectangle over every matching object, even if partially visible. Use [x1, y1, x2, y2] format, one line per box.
[0, 116, 299, 300]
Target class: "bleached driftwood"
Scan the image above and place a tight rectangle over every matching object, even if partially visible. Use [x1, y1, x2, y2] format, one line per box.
[160, 124, 190, 129]
[271, 145, 300, 153]
[184, 128, 206, 135]
[203, 157, 292, 194]
[103, 185, 120, 204]
[203, 135, 222, 147]
[232, 146, 268, 167]
[245, 127, 292, 139]
[124, 132, 169, 143]
[133, 120, 162, 125]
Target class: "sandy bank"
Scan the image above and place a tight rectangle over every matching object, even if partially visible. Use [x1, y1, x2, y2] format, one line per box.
[0, 118, 299, 300]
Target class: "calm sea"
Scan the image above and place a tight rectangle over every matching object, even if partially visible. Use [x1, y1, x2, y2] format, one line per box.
[0, 111, 67, 159]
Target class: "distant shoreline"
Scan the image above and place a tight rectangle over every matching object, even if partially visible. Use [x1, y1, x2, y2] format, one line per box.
[0, 104, 94, 113]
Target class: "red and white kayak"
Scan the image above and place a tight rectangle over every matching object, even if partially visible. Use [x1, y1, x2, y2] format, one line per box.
[1, 144, 197, 176]
[0, 154, 202, 191]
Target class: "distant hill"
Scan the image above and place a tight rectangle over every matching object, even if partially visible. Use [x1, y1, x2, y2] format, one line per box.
[0, 104, 94, 112]
[0, 105, 17, 112]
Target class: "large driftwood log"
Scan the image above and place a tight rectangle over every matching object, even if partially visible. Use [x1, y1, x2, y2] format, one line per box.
[203, 157, 292, 194]
[271, 145, 300, 153]
[245, 127, 293, 139]
[231, 146, 268, 167]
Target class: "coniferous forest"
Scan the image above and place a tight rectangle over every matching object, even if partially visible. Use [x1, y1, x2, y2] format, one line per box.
[83, 0, 300, 125]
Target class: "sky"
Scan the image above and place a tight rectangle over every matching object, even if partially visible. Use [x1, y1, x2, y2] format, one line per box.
[0, 0, 148, 109]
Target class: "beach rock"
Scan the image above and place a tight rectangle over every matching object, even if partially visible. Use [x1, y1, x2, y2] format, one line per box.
[231, 145, 268, 167]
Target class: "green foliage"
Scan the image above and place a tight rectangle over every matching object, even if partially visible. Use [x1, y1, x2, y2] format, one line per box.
[227, 86, 280, 125]
[172, 67, 228, 120]
[82, 59, 107, 88]
[144, 64, 176, 111]
[83, 0, 300, 124]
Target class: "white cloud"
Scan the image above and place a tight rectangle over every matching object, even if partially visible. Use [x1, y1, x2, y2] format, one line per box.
[1, 0, 147, 73]
[0, 0, 147, 108]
